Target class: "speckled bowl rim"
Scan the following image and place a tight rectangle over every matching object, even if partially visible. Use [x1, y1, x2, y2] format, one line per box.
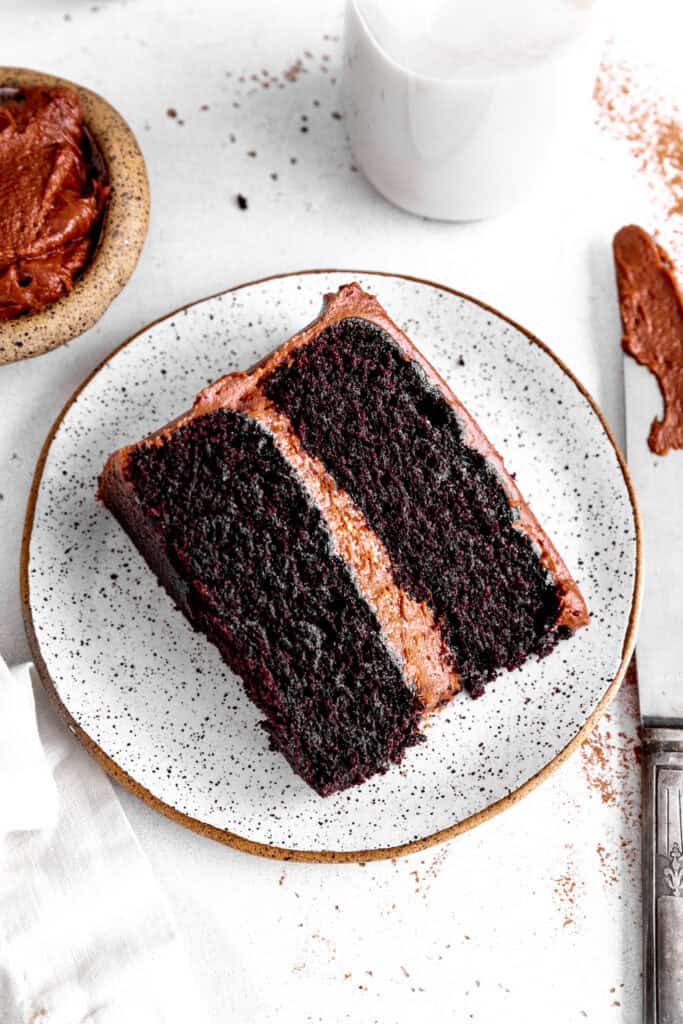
[21, 268, 643, 863]
[0, 66, 150, 365]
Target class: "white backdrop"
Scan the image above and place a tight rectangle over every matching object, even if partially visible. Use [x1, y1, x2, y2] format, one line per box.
[1, 1, 679, 1020]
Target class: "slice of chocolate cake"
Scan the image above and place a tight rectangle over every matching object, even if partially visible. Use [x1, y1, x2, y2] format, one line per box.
[99, 284, 589, 795]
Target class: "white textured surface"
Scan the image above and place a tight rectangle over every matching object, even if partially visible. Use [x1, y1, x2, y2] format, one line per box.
[0, 0, 678, 1020]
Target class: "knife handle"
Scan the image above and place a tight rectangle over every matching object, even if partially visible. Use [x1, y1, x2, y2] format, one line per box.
[644, 727, 683, 1023]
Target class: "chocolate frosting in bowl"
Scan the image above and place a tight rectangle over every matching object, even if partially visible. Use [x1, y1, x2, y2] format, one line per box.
[0, 66, 149, 364]
[0, 85, 109, 321]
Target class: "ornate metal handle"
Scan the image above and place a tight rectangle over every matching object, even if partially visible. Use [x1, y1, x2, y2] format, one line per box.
[644, 727, 683, 1023]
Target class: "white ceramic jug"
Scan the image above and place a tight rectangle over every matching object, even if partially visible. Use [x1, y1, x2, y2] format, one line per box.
[344, 0, 604, 220]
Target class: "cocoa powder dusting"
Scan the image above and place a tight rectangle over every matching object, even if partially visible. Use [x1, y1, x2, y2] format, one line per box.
[596, 842, 619, 886]
[594, 49, 683, 263]
[402, 845, 451, 900]
[283, 59, 305, 83]
[568, 661, 642, 903]
[553, 844, 580, 929]
[580, 713, 640, 816]
[579, 662, 641, 823]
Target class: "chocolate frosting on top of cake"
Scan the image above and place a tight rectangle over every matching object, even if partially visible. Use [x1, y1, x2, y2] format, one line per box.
[614, 224, 683, 455]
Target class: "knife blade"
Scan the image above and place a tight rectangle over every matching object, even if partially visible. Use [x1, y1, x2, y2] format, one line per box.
[622, 293, 683, 1024]
[624, 353, 683, 725]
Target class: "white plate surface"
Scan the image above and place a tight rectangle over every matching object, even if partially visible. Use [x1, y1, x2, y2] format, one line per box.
[25, 271, 639, 857]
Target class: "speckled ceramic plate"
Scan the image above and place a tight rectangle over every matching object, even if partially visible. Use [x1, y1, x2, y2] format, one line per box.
[22, 270, 641, 862]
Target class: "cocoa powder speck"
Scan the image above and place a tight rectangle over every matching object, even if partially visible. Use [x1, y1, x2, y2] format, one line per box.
[594, 47, 683, 264]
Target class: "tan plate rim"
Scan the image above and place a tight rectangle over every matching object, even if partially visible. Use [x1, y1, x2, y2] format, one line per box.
[21, 268, 642, 863]
[0, 66, 150, 365]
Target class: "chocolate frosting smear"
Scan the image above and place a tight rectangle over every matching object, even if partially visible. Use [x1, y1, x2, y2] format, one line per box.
[613, 224, 683, 455]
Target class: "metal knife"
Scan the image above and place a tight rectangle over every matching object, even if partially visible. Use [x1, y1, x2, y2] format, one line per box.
[624, 353, 683, 1023]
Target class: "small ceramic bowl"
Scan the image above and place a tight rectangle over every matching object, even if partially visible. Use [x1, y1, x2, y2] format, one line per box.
[0, 67, 150, 365]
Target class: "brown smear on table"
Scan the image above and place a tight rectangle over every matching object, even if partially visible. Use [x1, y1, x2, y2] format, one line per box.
[613, 225, 683, 455]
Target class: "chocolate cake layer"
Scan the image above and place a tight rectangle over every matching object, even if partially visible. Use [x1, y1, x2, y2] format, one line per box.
[243, 395, 460, 710]
[106, 408, 423, 795]
[264, 317, 566, 695]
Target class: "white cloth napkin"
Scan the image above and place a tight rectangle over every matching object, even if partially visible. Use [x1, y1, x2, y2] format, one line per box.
[0, 656, 202, 1024]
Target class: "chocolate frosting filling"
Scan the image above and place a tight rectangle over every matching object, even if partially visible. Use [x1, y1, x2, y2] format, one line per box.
[243, 392, 460, 711]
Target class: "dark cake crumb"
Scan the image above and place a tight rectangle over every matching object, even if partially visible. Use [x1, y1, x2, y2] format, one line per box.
[236, 193, 248, 210]
[265, 318, 562, 694]
[123, 410, 422, 794]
